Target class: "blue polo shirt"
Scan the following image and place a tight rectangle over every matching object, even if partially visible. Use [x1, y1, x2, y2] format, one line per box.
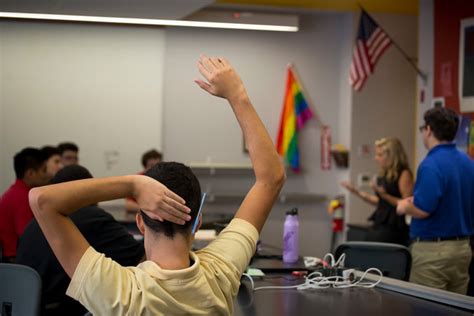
[410, 143, 474, 239]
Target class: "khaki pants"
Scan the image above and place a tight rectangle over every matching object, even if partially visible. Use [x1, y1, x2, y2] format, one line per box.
[410, 239, 472, 295]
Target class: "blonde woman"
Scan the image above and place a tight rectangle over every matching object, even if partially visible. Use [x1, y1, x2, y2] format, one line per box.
[341, 138, 413, 245]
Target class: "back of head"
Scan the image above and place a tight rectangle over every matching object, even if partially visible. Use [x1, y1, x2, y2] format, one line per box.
[375, 137, 410, 181]
[14, 147, 48, 179]
[51, 165, 93, 184]
[57, 142, 79, 155]
[141, 149, 163, 169]
[423, 107, 459, 142]
[142, 162, 201, 238]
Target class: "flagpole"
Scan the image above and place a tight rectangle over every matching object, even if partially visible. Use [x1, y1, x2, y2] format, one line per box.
[288, 63, 325, 127]
[357, 5, 428, 82]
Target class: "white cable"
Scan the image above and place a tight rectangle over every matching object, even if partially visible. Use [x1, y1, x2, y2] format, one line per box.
[322, 253, 335, 267]
[323, 252, 345, 268]
[242, 273, 255, 290]
[333, 253, 345, 267]
[242, 273, 304, 291]
[242, 267, 383, 292]
[333, 268, 383, 288]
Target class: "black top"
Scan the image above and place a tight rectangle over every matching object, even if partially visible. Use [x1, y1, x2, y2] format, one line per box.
[16, 205, 145, 316]
[369, 171, 409, 233]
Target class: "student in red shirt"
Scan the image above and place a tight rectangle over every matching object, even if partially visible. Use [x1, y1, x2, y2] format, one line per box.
[0, 147, 50, 262]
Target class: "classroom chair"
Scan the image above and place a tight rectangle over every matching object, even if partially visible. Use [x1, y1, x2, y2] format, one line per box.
[335, 241, 412, 281]
[0, 263, 42, 316]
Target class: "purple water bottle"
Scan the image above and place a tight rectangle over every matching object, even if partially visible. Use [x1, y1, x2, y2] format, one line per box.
[283, 208, 299, 263]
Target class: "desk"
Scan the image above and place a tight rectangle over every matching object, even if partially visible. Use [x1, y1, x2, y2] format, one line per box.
[234, 274, 474, 315]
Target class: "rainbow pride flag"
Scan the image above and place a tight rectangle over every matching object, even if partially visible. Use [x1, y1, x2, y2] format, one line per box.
[276, 67, 314, 172]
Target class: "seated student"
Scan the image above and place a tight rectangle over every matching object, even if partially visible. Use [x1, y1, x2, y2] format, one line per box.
[29, 56, 286, 315]
[141, 149, 163, 172]
[58, 142, 79, 166]
[125, 149, 163, 212]
[0, 147, 49, 262]
[41, 146, 64, 181]
[17, 165, 145, 316]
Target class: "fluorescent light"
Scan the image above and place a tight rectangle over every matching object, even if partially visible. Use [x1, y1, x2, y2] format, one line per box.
[0, 12, 298, 32]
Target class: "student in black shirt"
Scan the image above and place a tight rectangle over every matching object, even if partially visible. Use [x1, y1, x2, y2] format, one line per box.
[16, 165, 145, 315]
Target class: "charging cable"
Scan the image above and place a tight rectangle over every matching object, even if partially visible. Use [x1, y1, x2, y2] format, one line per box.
[321, 253, 345, 268]
[243, 267, 382, 291]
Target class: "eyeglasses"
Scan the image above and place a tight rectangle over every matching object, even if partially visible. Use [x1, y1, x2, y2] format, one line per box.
[418, 125, 426, 132]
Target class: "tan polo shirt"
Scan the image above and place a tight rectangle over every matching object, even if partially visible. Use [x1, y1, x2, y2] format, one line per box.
[66, 218, 258, 315]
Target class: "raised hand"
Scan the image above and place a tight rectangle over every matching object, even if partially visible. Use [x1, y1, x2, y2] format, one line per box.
[194, 55, 247, 103]
[133, 176, 191, 225]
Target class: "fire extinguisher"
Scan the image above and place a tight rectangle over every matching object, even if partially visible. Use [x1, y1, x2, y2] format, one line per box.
[328, 198, 344, 233]
[328, 197, 344, 253]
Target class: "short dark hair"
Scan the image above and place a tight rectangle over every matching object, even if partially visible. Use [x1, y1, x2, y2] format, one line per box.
[41, 146, 60, 160]
[423, 107, 459, 142]
[51, 165, 93, 184]
[141, 149, 163, 168]
[58, 142, 79, 155]
[141, 162, 201, 238]
[13, 147, 48, 179]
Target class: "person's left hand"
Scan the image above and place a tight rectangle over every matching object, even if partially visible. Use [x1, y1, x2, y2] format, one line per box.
[132, 175, 191, 225]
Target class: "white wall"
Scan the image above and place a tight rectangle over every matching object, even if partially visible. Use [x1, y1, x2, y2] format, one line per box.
[347, 13, 418, 224]
[163, 13, 353, 256]
[417, 0, 434, 165]
[0, 21, 166, 190]
[163, 13, 353, 194]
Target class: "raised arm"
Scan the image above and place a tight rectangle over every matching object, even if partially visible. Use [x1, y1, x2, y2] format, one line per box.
[29, 175, 190, 277]
[195, 55, 285, 233]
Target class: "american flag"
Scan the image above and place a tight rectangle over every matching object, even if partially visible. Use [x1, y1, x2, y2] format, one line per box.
[349, 10, 392, 91]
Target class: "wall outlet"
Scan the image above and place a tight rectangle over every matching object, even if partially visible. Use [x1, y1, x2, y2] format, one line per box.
[357, 173, 371, 187]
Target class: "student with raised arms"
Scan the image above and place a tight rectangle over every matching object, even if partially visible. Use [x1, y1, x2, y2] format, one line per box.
[29, 55, 286, 315]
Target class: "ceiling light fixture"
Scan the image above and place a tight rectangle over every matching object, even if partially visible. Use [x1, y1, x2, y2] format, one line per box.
[0, 12, 298, 32]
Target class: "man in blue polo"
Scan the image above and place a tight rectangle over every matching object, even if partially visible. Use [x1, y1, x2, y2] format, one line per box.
[397, 107, 474, 294]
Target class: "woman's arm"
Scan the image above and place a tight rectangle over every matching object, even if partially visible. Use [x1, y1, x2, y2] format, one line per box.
[340, 181, 379, 206]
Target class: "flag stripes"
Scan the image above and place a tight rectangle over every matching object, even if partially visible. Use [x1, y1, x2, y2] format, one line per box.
[349, 11, 392, 91]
